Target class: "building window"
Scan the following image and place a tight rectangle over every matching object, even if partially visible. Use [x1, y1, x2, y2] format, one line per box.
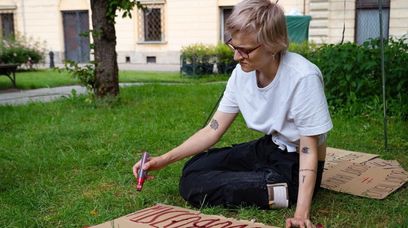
[355, 0, 390, 44]
[144, 8, 161, 41]
[138, 1, 165, 43]
[0, 13, 14, 39]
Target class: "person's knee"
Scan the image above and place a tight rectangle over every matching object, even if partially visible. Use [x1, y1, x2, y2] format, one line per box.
[179, 174, 202, 206]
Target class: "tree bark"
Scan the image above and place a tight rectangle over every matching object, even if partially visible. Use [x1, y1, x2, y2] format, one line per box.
[90, 0, 119, 97]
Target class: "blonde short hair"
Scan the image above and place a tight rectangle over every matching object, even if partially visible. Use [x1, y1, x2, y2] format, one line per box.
[226, 0, 289, 54]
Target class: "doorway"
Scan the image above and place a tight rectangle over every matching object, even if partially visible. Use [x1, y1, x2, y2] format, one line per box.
[62, 11, 90, 63]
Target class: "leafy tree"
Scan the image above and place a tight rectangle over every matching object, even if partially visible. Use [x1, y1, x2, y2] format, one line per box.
[90, 0, 142, 97]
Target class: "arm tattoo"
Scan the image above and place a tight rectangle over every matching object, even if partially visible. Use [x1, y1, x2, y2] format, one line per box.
[300, 169, 316, 184]
[299, 169, 316, 173]
[209, 119, 219, 130]
[301, 147, 310, 154]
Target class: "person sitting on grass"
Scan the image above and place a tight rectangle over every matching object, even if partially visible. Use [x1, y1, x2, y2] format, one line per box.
[133, 0, 332, 227]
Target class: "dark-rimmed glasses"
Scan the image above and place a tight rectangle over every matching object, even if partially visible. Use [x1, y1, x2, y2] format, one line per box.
[225, 38, 262, 59]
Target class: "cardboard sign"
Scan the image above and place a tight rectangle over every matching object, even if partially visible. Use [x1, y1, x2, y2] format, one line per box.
[90, 204, 278, 228]
[322, 148, 408, 199]
[325, 147, 378, 168]
[362, 158, 402, 169]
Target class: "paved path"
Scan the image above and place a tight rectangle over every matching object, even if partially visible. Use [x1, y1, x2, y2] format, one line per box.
[0, 83, 150, 106]
[0, 85, 87, 106]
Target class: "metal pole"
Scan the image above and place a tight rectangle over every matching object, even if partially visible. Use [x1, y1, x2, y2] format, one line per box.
[378, 0, 388, 150]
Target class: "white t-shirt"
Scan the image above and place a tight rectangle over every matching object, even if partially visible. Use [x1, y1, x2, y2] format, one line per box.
[218, 52, 333, 152]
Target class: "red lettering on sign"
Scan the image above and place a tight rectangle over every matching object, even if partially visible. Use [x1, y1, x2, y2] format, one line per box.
[362, 183, 398, 198]
[163, 215, 201, 228]
[125, 205, 264, 228]
[322, 173, 354, 189]
[341, 163, 368, 176]
[360, 177, 373, 184]
[384, 170, 408, 184]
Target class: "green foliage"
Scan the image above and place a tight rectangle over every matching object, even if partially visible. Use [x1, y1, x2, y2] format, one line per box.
[295, 36, 408, 119]
[288, 41, 317, 59]
[0, 35, 45, 66]
[214, 43, 234, 65]
[214, 43, 236, 75]
[180, 44, 215, 76]
[62, 61, 96, 101]
[106, 0, 144, 23]
[181, 43, 215, 64]
[312, 42, 378, 108]
[180, 43, 237, 76]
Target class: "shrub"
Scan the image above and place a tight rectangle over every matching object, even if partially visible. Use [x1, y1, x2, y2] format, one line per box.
[181, 43, 214, 64]
[311, 42, 378, 107]
[180, 43, 215, 76]
[302, 36, 408, 118]
[0, 35, 46, 66]
[214, 43, 235, 74]
[62, 60, 96, 99]
[214, 43, 234, 64]
[288, 41, 317, 59]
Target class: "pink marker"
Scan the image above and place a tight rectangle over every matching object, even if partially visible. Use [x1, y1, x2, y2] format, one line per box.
[136, 152, 150, 191]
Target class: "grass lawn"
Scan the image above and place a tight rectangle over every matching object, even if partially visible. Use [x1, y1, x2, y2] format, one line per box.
[0, 70, 77, 90]
[0, 69, 230, 90]
[0, 83, 407, 227]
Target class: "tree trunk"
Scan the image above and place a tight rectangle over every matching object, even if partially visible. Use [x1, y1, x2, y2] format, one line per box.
[90, 0, 119, 97]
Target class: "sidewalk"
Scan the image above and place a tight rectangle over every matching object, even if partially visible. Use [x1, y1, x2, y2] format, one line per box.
[0, 82, 155, 106]
[0, 85, 87, 106]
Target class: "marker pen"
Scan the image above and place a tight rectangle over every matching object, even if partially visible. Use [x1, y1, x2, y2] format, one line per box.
[137, 151, 150, 191]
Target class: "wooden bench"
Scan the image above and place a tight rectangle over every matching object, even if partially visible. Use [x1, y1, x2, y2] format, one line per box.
[0, 64, 18, 88]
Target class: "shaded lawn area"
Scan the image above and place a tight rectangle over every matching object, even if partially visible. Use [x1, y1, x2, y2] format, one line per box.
[0, 69, 230, 90]
[0, 84, 407, 227]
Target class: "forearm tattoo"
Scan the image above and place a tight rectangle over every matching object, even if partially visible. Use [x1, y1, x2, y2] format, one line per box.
[301, 146, 310, 154]
[300, 169, 316, 183]
[299, 169, 316, 173]
[210, 119, 219, 130]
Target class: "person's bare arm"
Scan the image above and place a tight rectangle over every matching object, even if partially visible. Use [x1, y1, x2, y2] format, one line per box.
[286, 135, 319, 228]
[133, 111, 237, 176]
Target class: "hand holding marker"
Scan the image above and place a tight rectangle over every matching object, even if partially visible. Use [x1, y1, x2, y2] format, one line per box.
[136, 151, 150, 191]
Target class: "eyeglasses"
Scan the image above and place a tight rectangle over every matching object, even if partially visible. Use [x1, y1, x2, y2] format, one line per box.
[225, 38, 262, 59]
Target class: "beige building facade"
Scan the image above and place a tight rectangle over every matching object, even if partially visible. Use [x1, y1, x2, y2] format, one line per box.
[0, 0, 407, 65]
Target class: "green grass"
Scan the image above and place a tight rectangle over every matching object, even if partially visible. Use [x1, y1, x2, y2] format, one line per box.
[0, 84, 407, 227]
[0, 70, 77, 90]
[0, 69, 230, 90]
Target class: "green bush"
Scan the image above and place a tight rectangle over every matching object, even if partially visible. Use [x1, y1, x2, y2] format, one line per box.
[214, 43, 234, 65]
[288, 41, 317, 59]
[294, 36, 408, 119]
[214, 43, 236, 74]
[181, 43, 214, 64]
[62, 60, 96, 102]
[0, 35, 45, 65]
[180, 43, 215, 76]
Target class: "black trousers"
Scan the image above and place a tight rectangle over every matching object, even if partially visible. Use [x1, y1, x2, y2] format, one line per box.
[179, 135, 325, 209]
